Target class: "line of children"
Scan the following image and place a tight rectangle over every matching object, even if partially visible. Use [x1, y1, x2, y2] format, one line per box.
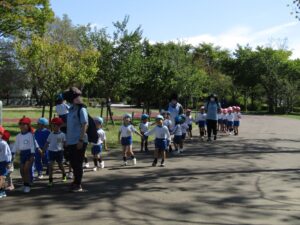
[217, 106, 242, 135]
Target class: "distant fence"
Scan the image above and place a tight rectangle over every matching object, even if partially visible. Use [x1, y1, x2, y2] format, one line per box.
[1, 97, 37, 106]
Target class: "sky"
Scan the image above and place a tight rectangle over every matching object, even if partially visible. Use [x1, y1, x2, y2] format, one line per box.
[50, 0, 300, 59]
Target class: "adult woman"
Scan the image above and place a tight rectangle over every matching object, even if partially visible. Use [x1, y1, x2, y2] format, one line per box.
[205, 94, 221, 142]
[63, 87, 88, 192]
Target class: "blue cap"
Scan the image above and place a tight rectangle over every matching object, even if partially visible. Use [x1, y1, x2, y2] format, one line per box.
[94, 117, 104, 124]
[56, 93, 64, 101]
[38, 117, 49, 126]
[166, 111, 171, 115]
[141, 114, 149, 120]
[175, 116, 182, 123]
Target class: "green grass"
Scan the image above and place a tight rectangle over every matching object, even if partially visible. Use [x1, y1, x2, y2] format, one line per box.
[279, 114, 300, 120]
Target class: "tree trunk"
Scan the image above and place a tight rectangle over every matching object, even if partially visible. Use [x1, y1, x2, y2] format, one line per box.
[49, 101, 53, 121]
[42, 105, 46, 117]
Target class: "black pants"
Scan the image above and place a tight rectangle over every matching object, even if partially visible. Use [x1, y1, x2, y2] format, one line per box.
[68, 143, 87, 186]
[206, 120, 217, 138]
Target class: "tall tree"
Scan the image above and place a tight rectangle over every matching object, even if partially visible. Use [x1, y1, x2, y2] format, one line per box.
[0, 0, 54, 38]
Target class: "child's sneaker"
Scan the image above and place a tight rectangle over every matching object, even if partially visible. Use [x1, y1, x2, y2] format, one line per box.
[0, 190, 7, 198]
[100, 161, 105, 169]
[5, 185, 15, 191]
[179, 148, 184, 153]
[23, 186, 31, 193]
[84, 163, 90, 168]
[122, 161, 127, 166]
[70, 185, 83, 193]
[133, 158, 137, 165]
[93, 167, 97, 172]
[152, 161, 157, 167]
[67, 172, 73, 179]
[62, 175, 67, 182]
[160, 163, 165, 167]
[38, 174, 44, 179]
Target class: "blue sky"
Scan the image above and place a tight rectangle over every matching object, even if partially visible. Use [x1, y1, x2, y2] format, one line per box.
[50, 0, 300, 58]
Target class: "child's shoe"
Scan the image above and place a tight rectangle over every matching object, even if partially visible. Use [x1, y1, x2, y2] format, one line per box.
[62, 175, 67, 182]
[133, 158, 137, 165]
[100, 161, 105, 169]
[67, 172, 73, 179]
[23, 186, 31, 193]
[38, 174, 44, 179]
[5, 185, 15, 191]
[93, 167, 97, 172]
[0, 190, 7, 198]
[122, 161, 127, 166]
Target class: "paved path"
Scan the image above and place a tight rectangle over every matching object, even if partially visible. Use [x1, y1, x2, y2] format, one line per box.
[2, 115, 300, 225]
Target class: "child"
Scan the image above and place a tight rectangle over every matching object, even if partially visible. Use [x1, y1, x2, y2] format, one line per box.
[195, 106, 207, 140]
[217, 109, 223, 131]
[139, 114, 149, 152]
[234, 107, 242, 135]
[3, 130, 14, 191]
[12, 117, 36, 193]
[91, 117, 107, 171]
[34, 117, 50, 179]
[222, 109, 228, 133]
[0, 126, 12, 198]
[118, 114, 143, 166]
[226, 107, 234, 135]
[171, 116, 183, 154]
[43, 117, 67, 187]
[180, 115, 189, 153]
[185, 109, 193, 139]
[162, 111, 173, 152]
[144, 115, 171, 167]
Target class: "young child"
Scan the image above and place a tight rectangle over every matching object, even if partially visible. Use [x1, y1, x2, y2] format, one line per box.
[0, 126, 12, 198]
[185, 109, 193, 139]
[195, 106, 207, 140]
[34, 117, 50, 179]
[180, 115, 189, 153]
[234, 107, 242, 135]
[43, 117, 67, 187]
[3, 130, 14, 191]
[91, 117, 107, 171]
[144, 115, 171, 167]
[118, 114, 143, 166]
[139, 114, 149, 152]
[12, 117, 36, 193]
[162, 111, 173, 152]
[217, 109, 223, 131]
[171, 116, 183, 154]
[226, 107, 234, 135]
[222, 108, 228, 133]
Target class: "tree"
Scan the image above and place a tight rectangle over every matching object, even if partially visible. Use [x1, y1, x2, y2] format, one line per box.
[16, 35, 99, 119]
[0, 0, 54, 38]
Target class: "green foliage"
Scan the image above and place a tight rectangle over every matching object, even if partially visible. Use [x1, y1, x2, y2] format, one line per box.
[0, 0, 54, 38]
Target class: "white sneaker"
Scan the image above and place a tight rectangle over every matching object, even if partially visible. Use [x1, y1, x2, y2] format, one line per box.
[93, 167, 97, 172]
[23, 186, 31, 193]
[122, 161, 127, 166]
[37, 174, 44, 179]
[9, 164, 14, 172]
[67, 172, 73, 179]
[85, 163, 90, 168]
[180, 148, 184, 153]
[100, 161, 105, 169]
[133, 158, 137, 165]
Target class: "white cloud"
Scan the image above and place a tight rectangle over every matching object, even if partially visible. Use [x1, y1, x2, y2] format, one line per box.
[171, 22, 300, 59]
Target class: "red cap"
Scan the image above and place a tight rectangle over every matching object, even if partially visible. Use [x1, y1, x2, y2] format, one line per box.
[51, 117, 64, 126]
[2, 130, 11, 141]
[19, 117, 32, 125]
[0, 126, 4, 134]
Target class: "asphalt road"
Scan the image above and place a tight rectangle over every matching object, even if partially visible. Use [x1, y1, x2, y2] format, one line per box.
[1, 115, 300, 225]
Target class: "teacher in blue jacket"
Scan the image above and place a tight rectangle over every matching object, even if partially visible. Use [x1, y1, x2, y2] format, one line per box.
[205, 94, 221, 142]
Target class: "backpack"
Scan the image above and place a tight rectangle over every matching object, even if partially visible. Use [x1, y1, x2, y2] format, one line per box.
[77, 104, 98, 143]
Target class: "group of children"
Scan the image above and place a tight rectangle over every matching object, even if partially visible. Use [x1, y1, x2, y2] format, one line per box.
[0, 105, 242, 198]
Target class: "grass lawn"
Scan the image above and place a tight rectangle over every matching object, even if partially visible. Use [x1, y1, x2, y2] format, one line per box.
[280, 114, 300, 120]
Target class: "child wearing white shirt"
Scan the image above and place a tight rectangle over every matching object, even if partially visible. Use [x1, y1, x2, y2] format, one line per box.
[91, 117, 107, 171]
[234, 107, 242, 135]
[226, 107, 234, 135]
[139, 114, 150, 152]
[118, 114, 142, 166]
[43, 118, 66, 187]
[144, 115, 171, 167]
[195, 106, 207, 140]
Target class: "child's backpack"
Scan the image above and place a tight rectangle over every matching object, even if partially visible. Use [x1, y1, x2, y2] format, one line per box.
[77, 104, 98, 143]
